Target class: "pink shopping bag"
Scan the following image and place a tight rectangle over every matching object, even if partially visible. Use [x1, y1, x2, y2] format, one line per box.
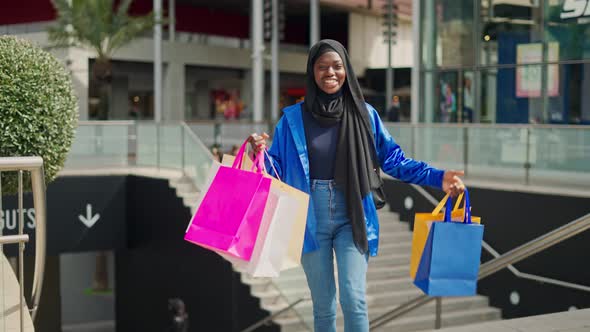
[184, 140, 271, 261]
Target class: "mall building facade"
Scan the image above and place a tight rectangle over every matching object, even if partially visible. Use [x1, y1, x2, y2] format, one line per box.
[416, 0, 590, 124]
[1, 0, 416, 123]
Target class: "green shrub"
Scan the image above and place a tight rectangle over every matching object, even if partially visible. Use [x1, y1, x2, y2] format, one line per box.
[0, 36, 78, 195]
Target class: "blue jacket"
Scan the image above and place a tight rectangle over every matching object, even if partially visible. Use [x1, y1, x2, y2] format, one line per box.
[265, 102, 444, 256]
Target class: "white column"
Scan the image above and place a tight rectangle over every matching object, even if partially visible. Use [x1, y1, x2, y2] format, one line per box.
[385, 0, 393, 112]
[67, 48, 89, 120]
[423, 0, 436, 124]
[411, 0, 421, 124]
[153, 0, 163, 122]
[252, 0, 264, 122]
[310, 0, 320, 46]
[164, 62, 185, 121]
[169, 0, 176, 41]
[270, 0, 279, 122]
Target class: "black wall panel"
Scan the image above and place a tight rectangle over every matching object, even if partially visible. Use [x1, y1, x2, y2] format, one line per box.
[383, 178, 590, 318]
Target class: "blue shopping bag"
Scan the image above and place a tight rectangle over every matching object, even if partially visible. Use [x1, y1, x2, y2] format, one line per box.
[413, 189, 484, 296]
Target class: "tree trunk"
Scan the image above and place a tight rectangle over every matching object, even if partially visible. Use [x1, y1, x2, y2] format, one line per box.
[92, 59, 113, 120]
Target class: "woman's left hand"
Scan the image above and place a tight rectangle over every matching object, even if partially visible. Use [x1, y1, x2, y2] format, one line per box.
[442, 170, 465, 197]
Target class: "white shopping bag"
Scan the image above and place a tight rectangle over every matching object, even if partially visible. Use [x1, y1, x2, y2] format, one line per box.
[219, 154, 309, 277]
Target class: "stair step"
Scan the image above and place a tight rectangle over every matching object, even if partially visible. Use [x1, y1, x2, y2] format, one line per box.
[376, 307, 502, 331]
[367, 265, 409, 281]
[183, 196, 199, 208]
[373, 296, 491, 320]
[378, 241, 412, 253]
[366, 277, 414, 293]
[377, 221, 407, 232]
[179, 191, 199, 200]
[274, 299, 499, 332]
[370, 253, 410, 267]
[169, 176, 193, 186]
[173, 181, 196, 194]
[378, 231, 412, 242]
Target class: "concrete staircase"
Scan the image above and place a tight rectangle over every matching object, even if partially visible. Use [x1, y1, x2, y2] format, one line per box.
[170, 176, 502, 332]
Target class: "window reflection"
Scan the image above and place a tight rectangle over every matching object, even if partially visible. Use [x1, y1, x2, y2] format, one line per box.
[480, 0, 543, 66]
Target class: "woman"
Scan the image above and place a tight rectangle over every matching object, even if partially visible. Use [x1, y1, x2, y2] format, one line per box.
[249, 39, 464, 332]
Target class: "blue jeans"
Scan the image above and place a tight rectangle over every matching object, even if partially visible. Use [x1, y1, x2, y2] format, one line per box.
[301, 179, 369, 332]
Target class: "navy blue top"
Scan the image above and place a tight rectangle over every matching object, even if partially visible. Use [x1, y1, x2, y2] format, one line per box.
[302, 109, 341, 180]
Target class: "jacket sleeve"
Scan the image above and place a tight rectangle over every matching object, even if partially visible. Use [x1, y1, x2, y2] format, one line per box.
[369, 106, 444, 189]
[264, 116, 284, 179]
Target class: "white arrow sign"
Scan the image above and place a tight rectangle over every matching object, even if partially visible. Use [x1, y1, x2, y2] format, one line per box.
[78, 204, 100, 228]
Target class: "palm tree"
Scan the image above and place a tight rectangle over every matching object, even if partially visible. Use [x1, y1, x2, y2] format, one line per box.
[48, 0, 157, 119]
[48, 0, 157, 291]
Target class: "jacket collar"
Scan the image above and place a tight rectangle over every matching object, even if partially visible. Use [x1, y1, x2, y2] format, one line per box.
[283, 102, 310, 184]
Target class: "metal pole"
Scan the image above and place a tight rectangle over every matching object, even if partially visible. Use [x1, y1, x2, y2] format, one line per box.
[271, 0, 279, 123]
[154, 0, 163, 123]
[310, 0, 320, 46]
[18, 171, 24, 332]
[435, 297, 442, 329]
[0, 235, 29, 245]
[181, 124, 185, 174]
[252, 0, 264, 122]
[463, 126, 469, 176]
[156, 123, 161, 169]
[169, 0, 176, 42]
[385, 0, 393, 112]
[411, 0, 421, 124]
[423, 0, 436, 123]
[0, 170, 3, 332]
[0, 171, 3, 254]
[29, 167, 46, 321]
[525, 127, 531, 185]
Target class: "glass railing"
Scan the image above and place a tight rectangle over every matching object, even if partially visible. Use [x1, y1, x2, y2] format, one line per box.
[64, 121, 214, 191]
[64, 121, 590, 191]
[385, 123, 590, 190]
[65, 121, 133, 169]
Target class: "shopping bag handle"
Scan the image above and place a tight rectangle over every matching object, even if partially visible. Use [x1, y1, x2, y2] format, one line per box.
[251, 151, 266, 173]
[232, 139, 265, 173]
[263, 149, 282, 181]
[431, 192, 464, 216]
[443, 189, 472, 224]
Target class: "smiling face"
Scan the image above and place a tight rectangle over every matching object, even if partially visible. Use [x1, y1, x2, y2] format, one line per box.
[313, 51, 346, 94]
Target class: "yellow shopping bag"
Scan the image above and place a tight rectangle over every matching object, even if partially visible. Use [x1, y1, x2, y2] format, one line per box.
[409, 192, 481, 278]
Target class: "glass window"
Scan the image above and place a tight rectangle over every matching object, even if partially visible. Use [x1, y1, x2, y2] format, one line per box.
[481, 67, 546, 123]
[545, 0, 590, 61]
[422, 70, 463, 123]
[480, 0, 543, 66]
[461, 71, 476, 123]
[545, 63, 590, 124]
[421, 0, 476, 69]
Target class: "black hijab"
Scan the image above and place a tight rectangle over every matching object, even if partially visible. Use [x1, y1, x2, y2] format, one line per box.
[304, 39, 382, 254]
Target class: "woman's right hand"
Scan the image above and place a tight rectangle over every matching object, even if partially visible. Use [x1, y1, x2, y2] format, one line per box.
[248, 132, 270, 154]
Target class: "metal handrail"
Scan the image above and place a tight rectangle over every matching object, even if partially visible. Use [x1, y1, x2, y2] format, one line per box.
[0, 235, 30, 245]
[0, 157, 47, 322]
[369, 189, 590, 330]
[240, 296, 311, 332]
